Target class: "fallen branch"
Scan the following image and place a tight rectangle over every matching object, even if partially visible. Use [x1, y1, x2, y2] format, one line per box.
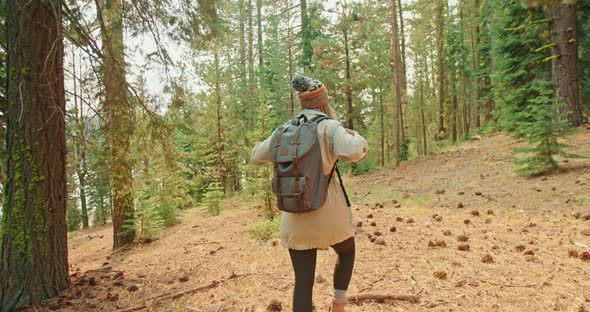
[117, 273, 249, 312]
[358, 267, 396, 293]
[477, 278, 538, 288]
[347, 294, 419, 304]
[85, 268, 124, 274]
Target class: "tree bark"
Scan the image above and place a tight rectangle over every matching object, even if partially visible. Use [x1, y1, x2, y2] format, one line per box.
[419, 54, 428, 155]
[286, 0, 295, 114]
[550, 2, 583, 127]
[379, 89, 385, 167]
[257, 0, 263, 68]
[72, 50, 89, 229]
[397, 0, 407, 143]
[473, 0, 481, 128]
[214, 48, 226, 195]
[301, 0, 312, 73]
[342, 1, 354, 130]
[452, 93, 458, 142]
[0, 0, 70, 309]
[248, 0, 255, 128]
[390, 0, 402, 165]
[436, 0, 445, 136]
[98, 0, 135, 249]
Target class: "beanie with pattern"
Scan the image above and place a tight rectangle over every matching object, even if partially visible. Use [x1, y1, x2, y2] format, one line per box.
[291, 76, 328, 109]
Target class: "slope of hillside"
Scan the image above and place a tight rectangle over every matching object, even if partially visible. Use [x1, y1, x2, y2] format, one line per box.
[39, 130, 590, 312]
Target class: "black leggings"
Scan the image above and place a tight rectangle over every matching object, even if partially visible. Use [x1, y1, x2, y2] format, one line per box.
[288, 236, 355, 312]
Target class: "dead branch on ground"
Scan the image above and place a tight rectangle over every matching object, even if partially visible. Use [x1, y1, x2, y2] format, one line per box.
[117, 273, 250, 312]
[347, 294, 420, 304]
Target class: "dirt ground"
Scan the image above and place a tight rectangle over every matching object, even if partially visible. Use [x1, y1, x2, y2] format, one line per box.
[37, 129, 590, 312]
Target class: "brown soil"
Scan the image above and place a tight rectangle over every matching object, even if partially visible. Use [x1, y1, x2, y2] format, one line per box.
[37, 130, 590, 311]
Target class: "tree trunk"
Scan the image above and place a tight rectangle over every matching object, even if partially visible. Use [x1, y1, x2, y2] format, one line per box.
[397, 0, 407, 143]
[343, 2, 354, 130]
[379, 89, 385, 167]
[72, 50, 89, 229]
[419, 55, 428, 155]
[301, 0, 312, 73]
[214, 49, 226, 193]
[239, 0, 248, 117]
[390, 0, 402, 165]
[248, 0, 255, 128]
[0, 0, 69, 309]
[473, 0, 481, 129]
[98, 0, 135, 249]
[452, 93, 458, 142]
[436, 0, 445, 136]
[286, 0, 295, 114]
[551, 2, 583, 127]
[257, 0, 263, 68]
[79, 174, 89, 228]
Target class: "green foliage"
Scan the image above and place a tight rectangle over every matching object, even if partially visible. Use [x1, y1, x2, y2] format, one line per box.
[491, 2, 548, 133]
[66, 198, 82, 232]
[513, 80, 580, 176]
[203, 182, 224, 216]
[476, 120, 500, 136]
[248, 217, 280, 241]
[488, 2, 583, 176]
[134, 196, 165, 241]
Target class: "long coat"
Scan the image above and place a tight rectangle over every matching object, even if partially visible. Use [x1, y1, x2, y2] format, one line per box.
[251, 110, 368, 250]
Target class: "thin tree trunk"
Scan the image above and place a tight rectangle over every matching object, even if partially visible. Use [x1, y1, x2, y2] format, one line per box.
[0, 0, 69, 308]
[419, 55, 428, 155]
[343, 1, 354, 130]
[214, 48, 225, 194]
[239, 0, 249, 120]
[397, 0, 407, 143]
[551, 2, 583, 127]
[286, 0, 295, 114]
[301, 0, 311, 72]
[390, 0, 402, 165]
[379, 89, 385, 167]
[436, 0, 445, 136]
[452, 93, 458, 143]
[72, 49, 89, 229]
[257, 0, 263, 68]
[98, 0, 135, 249]
[472, 0, 481, 128]
[248, 0, 255, 128]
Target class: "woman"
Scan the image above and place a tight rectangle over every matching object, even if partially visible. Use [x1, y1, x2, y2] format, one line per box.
[251, 76, 368, 312]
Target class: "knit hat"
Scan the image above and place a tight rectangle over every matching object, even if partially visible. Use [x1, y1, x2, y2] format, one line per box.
[291, 76, 328, 109]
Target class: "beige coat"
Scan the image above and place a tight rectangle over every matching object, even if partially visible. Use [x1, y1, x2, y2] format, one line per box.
[251, 111, 368, 250]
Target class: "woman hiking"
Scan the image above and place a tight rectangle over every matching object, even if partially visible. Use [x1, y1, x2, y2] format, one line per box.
[251, 76, 368, 312]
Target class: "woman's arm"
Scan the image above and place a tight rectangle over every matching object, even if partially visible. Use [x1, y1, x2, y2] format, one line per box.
[250, 136, 272, 165]
[331, 123, 368, 163]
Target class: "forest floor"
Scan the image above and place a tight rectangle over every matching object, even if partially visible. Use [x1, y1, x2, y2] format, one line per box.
[39, 128, 590, 312]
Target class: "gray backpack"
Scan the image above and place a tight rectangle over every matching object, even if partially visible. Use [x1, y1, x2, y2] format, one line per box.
[270, 113, 349, 213]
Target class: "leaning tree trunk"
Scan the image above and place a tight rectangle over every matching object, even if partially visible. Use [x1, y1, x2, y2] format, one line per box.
[550, 2, 583, 127]
[0, 0, 69, 309]
[98, 0, 135, 249]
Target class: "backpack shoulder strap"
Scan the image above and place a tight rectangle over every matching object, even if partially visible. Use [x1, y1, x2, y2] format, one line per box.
[335, 163, 351, 208]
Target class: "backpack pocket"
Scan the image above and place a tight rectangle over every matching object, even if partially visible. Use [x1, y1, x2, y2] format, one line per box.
[272, 176, 311, 213]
